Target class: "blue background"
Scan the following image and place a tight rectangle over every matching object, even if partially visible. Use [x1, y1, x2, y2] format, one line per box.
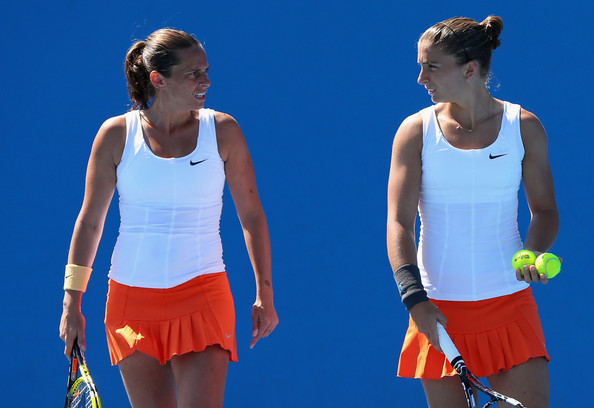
[2, 0, 591, 406]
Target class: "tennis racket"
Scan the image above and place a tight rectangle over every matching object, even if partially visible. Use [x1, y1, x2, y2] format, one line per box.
[64, 342, 102, 408]
[436, 323, 526, 408]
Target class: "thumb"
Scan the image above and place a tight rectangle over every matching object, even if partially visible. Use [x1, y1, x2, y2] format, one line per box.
[251, 307, 259, 337]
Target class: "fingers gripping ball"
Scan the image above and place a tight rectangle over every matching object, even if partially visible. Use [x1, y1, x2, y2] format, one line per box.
[512, 250, 536, 272]
[535, 253, 562, 279]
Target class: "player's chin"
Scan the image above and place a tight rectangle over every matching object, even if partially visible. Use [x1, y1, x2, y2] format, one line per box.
[193, 95, 206, 107]
[430, 94, 446, 104]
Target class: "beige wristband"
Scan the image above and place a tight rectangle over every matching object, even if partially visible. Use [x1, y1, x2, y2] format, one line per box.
[63, 264, 93, 292]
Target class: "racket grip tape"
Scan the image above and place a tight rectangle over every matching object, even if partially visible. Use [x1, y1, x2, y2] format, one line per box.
[436, 322, 462, 364]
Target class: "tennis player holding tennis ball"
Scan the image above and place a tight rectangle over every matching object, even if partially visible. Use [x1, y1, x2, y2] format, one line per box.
[387, 16, 558, 407]
[59, 28, 278, 408]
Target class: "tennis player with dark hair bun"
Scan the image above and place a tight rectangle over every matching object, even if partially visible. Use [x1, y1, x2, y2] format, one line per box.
[387, 16, 558, 407]
[59, 28, 278, 407]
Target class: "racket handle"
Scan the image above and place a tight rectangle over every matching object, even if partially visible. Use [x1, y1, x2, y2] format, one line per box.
[436, 322, 461, 363]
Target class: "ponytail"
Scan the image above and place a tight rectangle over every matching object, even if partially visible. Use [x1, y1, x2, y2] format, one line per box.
[124, 41, 153, 110]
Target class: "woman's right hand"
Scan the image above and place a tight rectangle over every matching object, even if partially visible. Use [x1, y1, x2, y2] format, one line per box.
[409, 300, 448, 353]
[59, 290, 86, 359]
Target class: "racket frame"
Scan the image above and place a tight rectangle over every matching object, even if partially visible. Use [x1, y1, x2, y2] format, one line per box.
[64, 343, 102, 408]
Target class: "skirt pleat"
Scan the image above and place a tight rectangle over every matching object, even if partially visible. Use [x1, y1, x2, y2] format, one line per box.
[105, 272, 237, 365]
[397, 287, 549, 379]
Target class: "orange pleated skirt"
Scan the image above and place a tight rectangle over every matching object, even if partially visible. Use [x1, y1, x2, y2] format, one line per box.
[104, 272, 237, 365]
[397, 287, 549, 379]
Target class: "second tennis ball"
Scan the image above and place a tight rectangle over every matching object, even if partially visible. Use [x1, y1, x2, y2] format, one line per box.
[535, 253, 561, 279]
[512, 250, 536, 272]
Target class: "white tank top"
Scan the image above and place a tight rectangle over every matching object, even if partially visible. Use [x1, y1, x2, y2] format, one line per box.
[108, 108, 226, 288]
[418, 102, 529, 301]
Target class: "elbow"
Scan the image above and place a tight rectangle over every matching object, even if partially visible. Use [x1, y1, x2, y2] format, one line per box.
[532, 207, 559, 225]
[74, 213, 105, 235]
[239, 208, 267, 230]
[387, 219, 415, 239]
[530, 208, 560, 243]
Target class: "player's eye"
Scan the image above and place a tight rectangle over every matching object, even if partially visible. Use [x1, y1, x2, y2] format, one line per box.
[189, 68, 209, 77]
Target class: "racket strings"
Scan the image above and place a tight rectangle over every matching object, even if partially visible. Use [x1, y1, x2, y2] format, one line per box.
[68, 379, 94, 408]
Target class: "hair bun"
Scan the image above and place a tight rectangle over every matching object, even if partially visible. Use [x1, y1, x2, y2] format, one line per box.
[481, 15, 503, 50]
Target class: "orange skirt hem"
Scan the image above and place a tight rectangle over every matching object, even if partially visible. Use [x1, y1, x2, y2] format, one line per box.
[397, 288, 549, 379]
[104, 272, 238, 365]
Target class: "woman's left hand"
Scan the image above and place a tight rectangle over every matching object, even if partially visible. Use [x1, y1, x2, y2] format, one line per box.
[249, 298, 279, 348]
[516, 263, 548, 285]
[515, 250, 564, 285]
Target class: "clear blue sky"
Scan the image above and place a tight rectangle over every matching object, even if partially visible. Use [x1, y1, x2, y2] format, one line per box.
[1, 0, 591, 406]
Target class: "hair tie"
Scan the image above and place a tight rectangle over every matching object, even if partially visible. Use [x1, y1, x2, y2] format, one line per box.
[440, 22, 470, 62]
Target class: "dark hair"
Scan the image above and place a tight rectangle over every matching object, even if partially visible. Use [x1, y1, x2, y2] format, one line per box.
[124, 28, 202, 110]
[419, 16, 503, 77]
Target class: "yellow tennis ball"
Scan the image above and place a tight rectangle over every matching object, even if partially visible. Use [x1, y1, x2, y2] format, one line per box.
[512, 250, 536, 272]
[535, 253, 561, 279]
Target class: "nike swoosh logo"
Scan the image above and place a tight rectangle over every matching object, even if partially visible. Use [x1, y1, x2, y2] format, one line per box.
[226, 334, 233, 338]
[489, 153, 507, 159]
[190, 159, 207, 166]
[398, 284, 407, 295]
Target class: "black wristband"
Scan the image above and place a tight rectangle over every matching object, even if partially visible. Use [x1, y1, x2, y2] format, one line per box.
[393, 264, 429, 311]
